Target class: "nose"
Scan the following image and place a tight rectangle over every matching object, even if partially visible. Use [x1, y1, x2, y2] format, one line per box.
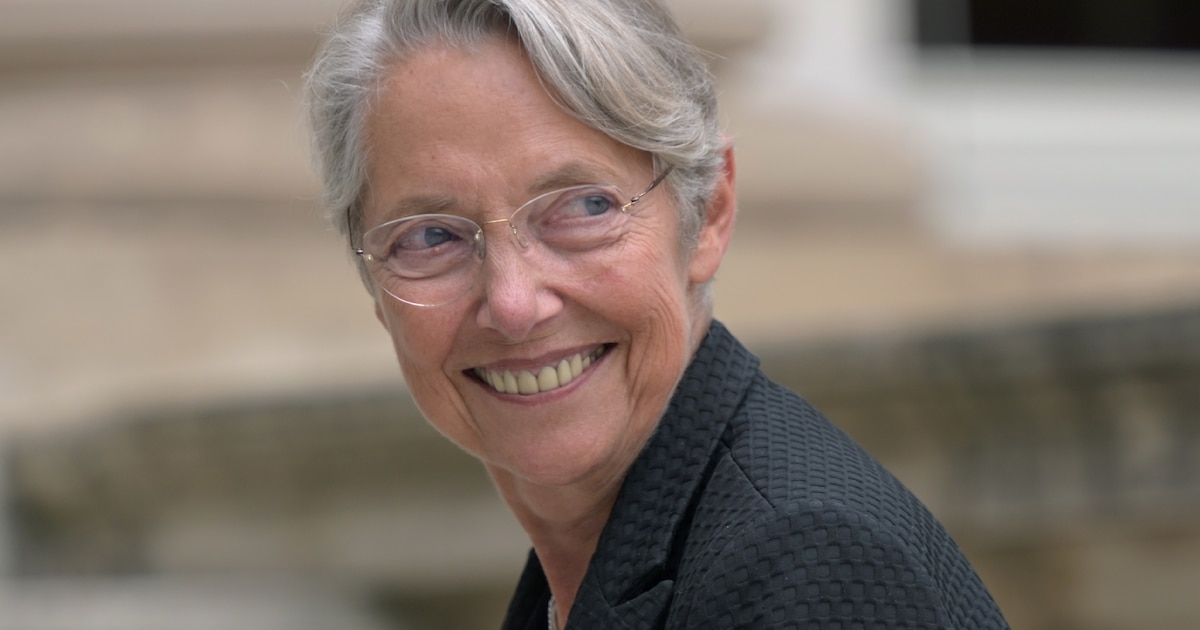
[474, 226, 563, 340]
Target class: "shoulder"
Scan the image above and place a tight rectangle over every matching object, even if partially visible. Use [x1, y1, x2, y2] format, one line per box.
[673, 498, 1009, 629]
[730, 374, 917, 519]
[667, 375, 1007, 629]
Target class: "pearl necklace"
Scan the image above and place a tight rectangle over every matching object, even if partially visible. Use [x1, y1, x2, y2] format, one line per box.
[548, 595, 560, 630]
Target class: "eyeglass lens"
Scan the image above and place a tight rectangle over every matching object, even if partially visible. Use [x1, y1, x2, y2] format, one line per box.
[358, 170, 669, 306]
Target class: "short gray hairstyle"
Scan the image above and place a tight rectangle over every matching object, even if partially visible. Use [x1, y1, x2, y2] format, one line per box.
[306, 0, 725, 281]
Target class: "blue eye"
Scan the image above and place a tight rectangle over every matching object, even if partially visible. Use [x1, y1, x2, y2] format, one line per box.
[390, 222, 464, 252]
[543, 187, 621, 220]
[523, 185, 631, 252]
[417, 226, 456, 248]
[360, 214, 480, 283]
[378, 218, 477, 263]
[581, 194, 615, 216]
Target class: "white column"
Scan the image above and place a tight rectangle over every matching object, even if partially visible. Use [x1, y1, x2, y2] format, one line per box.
[742, 0, 913, 117]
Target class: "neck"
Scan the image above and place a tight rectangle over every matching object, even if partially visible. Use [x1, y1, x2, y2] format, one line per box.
[487, 466, 623, 621]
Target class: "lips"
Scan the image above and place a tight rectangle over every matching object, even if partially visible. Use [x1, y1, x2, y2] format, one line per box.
[473, 346, 607, 395]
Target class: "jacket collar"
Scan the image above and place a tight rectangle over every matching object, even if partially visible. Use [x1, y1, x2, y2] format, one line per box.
[567, 320, 759, 628]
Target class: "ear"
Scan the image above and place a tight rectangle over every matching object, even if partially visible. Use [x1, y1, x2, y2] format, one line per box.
[688, 143, 738, 286]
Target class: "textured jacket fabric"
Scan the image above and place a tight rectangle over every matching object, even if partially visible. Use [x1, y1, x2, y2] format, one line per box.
[501, 321, 1008, 629]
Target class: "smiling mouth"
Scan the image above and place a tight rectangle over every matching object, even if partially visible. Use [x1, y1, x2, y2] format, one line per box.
[472, 345, 609, 396]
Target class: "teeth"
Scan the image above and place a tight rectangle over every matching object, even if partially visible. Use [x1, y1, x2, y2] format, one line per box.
[555, 359, 572, 387]
[475, 347, 605, 396]
[517, 370, 539, 395]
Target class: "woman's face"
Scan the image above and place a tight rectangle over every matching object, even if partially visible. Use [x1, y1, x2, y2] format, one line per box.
[361, 37, 734, 490]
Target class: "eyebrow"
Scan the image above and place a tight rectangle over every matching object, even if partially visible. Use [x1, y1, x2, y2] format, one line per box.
[528, 162, 618, 194]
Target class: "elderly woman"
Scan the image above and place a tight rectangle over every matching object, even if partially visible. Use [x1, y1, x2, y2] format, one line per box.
[306, 1, 1007, 628]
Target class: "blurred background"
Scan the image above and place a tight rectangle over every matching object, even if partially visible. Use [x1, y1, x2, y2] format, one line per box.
[2, 0, 1199, 628]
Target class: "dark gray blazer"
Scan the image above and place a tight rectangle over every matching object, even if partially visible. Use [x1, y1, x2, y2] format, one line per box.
[502, 321, 1008, 629]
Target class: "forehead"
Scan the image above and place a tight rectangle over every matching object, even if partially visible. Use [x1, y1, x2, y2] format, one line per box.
[362, 37, 649, 222]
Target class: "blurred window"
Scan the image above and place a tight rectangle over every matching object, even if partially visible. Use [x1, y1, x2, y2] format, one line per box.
[914, 0, 1200, 51]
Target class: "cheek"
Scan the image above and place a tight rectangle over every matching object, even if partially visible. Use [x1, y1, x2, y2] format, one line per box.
[377, 302, 458, 385]
[378, 303, 479, 443]
[600, 231, 692, 331]
[604, 226, 690, 289]
[598, 240, 695, 378]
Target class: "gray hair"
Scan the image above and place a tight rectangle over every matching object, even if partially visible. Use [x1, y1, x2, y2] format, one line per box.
[305, 0, 725, 283]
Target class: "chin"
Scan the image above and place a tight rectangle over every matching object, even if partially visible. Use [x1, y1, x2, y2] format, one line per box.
[502, 432, 626, 489]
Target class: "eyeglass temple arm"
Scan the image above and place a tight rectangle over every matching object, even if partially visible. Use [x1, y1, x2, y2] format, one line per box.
[622, 166, 674, 212]
[347, 207, 369, 257]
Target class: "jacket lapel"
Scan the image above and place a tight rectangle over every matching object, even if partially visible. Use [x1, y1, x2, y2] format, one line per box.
[567, 321, 759, 627]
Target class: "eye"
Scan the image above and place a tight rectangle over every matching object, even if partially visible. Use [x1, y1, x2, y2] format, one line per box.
[388, 219, 470, 253]
[579, 193, 616, 216]
[525, 185, 631, 252]
[361, 215, 478, 271]
[404, 225, 455, 250]
[551, 187, 622, 219]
